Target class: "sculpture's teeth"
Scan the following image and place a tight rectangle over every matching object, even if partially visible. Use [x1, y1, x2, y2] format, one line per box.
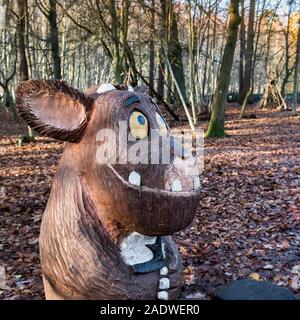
[171, 179, 182, 192]
[128, 171, 141, 186]
[193, 176, 201, 190]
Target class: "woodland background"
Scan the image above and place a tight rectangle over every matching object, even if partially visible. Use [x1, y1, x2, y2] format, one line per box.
[0, 0, 300, 124]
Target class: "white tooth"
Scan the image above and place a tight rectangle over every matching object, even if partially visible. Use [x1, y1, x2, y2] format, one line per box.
[171, 179, 182, 192]
[157, 291, 168, 300]
[96, 83, 115, 94]
[160, 266, 168, 276]
[193, 177, 201, 190]
[128, 171, 141, 186]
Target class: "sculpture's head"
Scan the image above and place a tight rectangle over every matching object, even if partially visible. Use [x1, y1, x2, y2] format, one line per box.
[16, 80, 201, 238]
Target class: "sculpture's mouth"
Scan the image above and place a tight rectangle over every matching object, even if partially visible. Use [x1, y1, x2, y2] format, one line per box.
[101, 164, 201, 235]
[107, 164, 201, 197]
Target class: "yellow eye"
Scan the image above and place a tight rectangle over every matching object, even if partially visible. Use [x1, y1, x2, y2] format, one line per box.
[129, 111, 148, 140]
[156, 113, 168, 136]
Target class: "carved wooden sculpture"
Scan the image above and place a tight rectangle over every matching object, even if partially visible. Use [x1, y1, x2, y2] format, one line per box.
[16, 80, 201, 300]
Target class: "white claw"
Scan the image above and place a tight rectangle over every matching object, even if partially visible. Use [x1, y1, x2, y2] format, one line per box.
[159, 278, 170, 290]
[160, 266, 168, 276]
[128, 171, 141, 186]
[193, 176, 201, 190]
[127, 85, 134, 92]
[162, 242, 166, 259]
[157, 291, 168, 300]
[171, 179, 182, 192]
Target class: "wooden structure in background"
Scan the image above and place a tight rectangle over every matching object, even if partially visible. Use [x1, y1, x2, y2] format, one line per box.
[255, 80, 288, 111]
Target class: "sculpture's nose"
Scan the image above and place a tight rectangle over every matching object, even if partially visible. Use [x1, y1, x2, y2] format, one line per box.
[159, 135, 200, 192]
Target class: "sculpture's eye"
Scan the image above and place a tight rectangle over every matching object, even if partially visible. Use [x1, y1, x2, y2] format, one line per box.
[156, 113, 168, 136]
[129, 111, 149, 140]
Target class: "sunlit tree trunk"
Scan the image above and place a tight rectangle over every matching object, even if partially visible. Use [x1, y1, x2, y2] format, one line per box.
[238, 0, 245, 103]
[206, 0, 241, 138]
[281, 1, 295, 96]
[292, 16, 300, 114]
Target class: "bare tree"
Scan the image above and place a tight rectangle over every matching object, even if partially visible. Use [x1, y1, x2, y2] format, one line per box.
[17, 0, 29, 81]
[206, 0, 241, 138]
[292, 15, 300, 114]
[148, 0, 155, 89]
[17, 0, 34, 140]
[238, 0, 245, 102]
[36, 0, 62, 79]
[0, 5, 17, 117]
[239, 0, 255, 105]
[280, 0, 296, 96]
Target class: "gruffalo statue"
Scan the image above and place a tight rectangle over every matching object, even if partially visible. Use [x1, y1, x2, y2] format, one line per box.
[16, 80, 201, 300]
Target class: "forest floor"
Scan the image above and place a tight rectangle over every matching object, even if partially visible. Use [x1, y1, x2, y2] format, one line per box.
[0, 106, 300, 300]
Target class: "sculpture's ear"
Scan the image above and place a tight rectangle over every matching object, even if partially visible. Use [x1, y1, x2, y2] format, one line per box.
[16, 80, 94, 142]
[134, 85, 149, 95]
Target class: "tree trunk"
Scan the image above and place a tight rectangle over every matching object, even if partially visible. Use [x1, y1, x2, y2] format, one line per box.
[148, 0, 155, 89]
[17, 0, 34, 140]
[281, 2, 293, 97]
[17, 0, 29, 81]
[206, 0, 241, 138]
[187, 0, 197, 124]
[238, 0, 245, 103]
[3, 86, 15, 110]
[239, 0, 255, 105]
[167, 3, 187, 104]
[292, 16, 300, 114]
[165, 55, 195, 131]
[157, 0, 167, 99]
[110, 0, 123, 83]
[49, 0, 62, 79]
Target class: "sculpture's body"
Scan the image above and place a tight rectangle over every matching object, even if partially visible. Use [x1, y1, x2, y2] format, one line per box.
[16, 81, 201, 300]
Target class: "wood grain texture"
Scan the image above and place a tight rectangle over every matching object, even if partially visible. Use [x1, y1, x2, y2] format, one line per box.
[16, 82, 201, 299]
[16, 80, 94, 142]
